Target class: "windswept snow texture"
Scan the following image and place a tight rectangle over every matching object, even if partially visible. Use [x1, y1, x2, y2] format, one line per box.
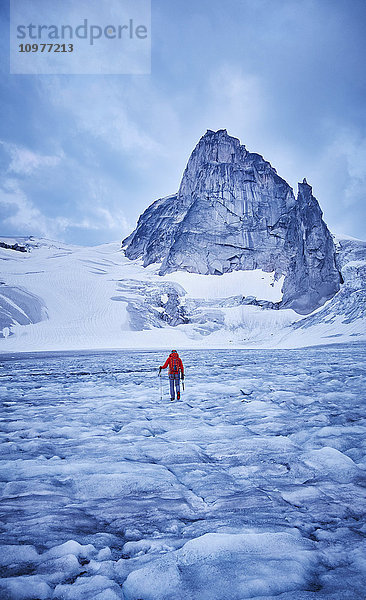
[0, 285, 47, 335]
[1, 345, 366, 599]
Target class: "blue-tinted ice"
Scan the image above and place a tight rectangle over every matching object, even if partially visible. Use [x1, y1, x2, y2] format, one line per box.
[0, 346, 365, 599]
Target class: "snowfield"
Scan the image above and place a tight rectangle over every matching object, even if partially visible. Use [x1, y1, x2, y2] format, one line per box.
[0, 236, 365, 353]
[162, 269, 285, 302]
[0, 346, 365, 599]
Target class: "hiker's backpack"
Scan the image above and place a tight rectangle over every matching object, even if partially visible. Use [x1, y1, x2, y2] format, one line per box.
[170, 353, 180, 374]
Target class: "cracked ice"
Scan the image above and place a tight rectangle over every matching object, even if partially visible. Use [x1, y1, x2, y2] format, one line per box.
[0, 345, 365, 599]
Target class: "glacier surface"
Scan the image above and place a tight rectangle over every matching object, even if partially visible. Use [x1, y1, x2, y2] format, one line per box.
[0, 346, 365, 598]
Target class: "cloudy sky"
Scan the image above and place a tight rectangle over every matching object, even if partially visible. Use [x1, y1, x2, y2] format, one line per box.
[0, 0, 365, 245]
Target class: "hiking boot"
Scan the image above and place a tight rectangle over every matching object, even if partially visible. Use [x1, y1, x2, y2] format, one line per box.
[170, 398, 174, 402]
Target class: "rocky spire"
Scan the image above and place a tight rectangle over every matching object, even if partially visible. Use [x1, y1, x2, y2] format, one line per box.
[122, 130, 341, 314]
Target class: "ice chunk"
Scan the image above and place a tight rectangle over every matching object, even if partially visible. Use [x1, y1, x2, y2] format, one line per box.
[122, 538, 183, 558]
[302, 447, 361, 483]
[280, 486, 324, 507]
[41, 540, 96, 561]
[74, 466, 178, 499]
[87, 559, 116, 579]
[53, 575, 122, 600]
[37, 554, 84, 585]
[123, 531, 317, 600]
[97, 547, 112, 561]
[94, 590, 122, 600]
[0, 576, 52, 600]
[0, 545, 39, 567]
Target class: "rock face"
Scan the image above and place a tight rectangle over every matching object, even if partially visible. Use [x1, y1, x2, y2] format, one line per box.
[294, 237, 366, 332]
[123, 129, 341, 314]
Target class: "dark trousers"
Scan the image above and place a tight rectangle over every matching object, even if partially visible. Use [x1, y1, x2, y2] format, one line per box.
[169, 373, 180, 400]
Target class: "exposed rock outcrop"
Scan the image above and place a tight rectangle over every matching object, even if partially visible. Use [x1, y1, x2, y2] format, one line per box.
[123, 129, 341, 313]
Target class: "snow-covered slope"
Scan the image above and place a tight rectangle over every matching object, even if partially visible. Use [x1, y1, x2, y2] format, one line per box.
[0, 235, 365, 352]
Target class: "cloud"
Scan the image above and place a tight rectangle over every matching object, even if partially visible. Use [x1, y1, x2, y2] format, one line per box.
[2, 0, 366, 245]
[0, 179, 56, 237]
[35, 75, 190, 208]
[0, 137, 132, 242]
[209, 66, 266, 131]
[0, 141, 63, 175]
[40, 78, 162, 155]
[77, 175, 133, 234]
[313, 125, 366, 204]
[290, 123, 366, 238]
[0, 176, 132, 240]
[88, 205, 130, 232]
[332, 129, 366, 209]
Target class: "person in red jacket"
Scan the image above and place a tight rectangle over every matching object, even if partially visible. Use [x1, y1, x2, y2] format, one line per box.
[159, 350, 184, 401]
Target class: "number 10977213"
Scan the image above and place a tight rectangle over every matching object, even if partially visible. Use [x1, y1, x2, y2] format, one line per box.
[19, 43, 74, 53]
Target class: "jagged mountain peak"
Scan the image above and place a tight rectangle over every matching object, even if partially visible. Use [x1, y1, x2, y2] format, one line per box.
[123, 130, 341, 314]
[194, 128, 243, 154]
[178, 129, 277, 189]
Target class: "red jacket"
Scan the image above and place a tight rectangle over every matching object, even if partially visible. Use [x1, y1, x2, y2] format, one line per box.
[160, 352, 184, 376]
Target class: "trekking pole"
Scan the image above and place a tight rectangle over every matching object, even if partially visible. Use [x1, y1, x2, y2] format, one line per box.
[159, 371, 163, 401]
